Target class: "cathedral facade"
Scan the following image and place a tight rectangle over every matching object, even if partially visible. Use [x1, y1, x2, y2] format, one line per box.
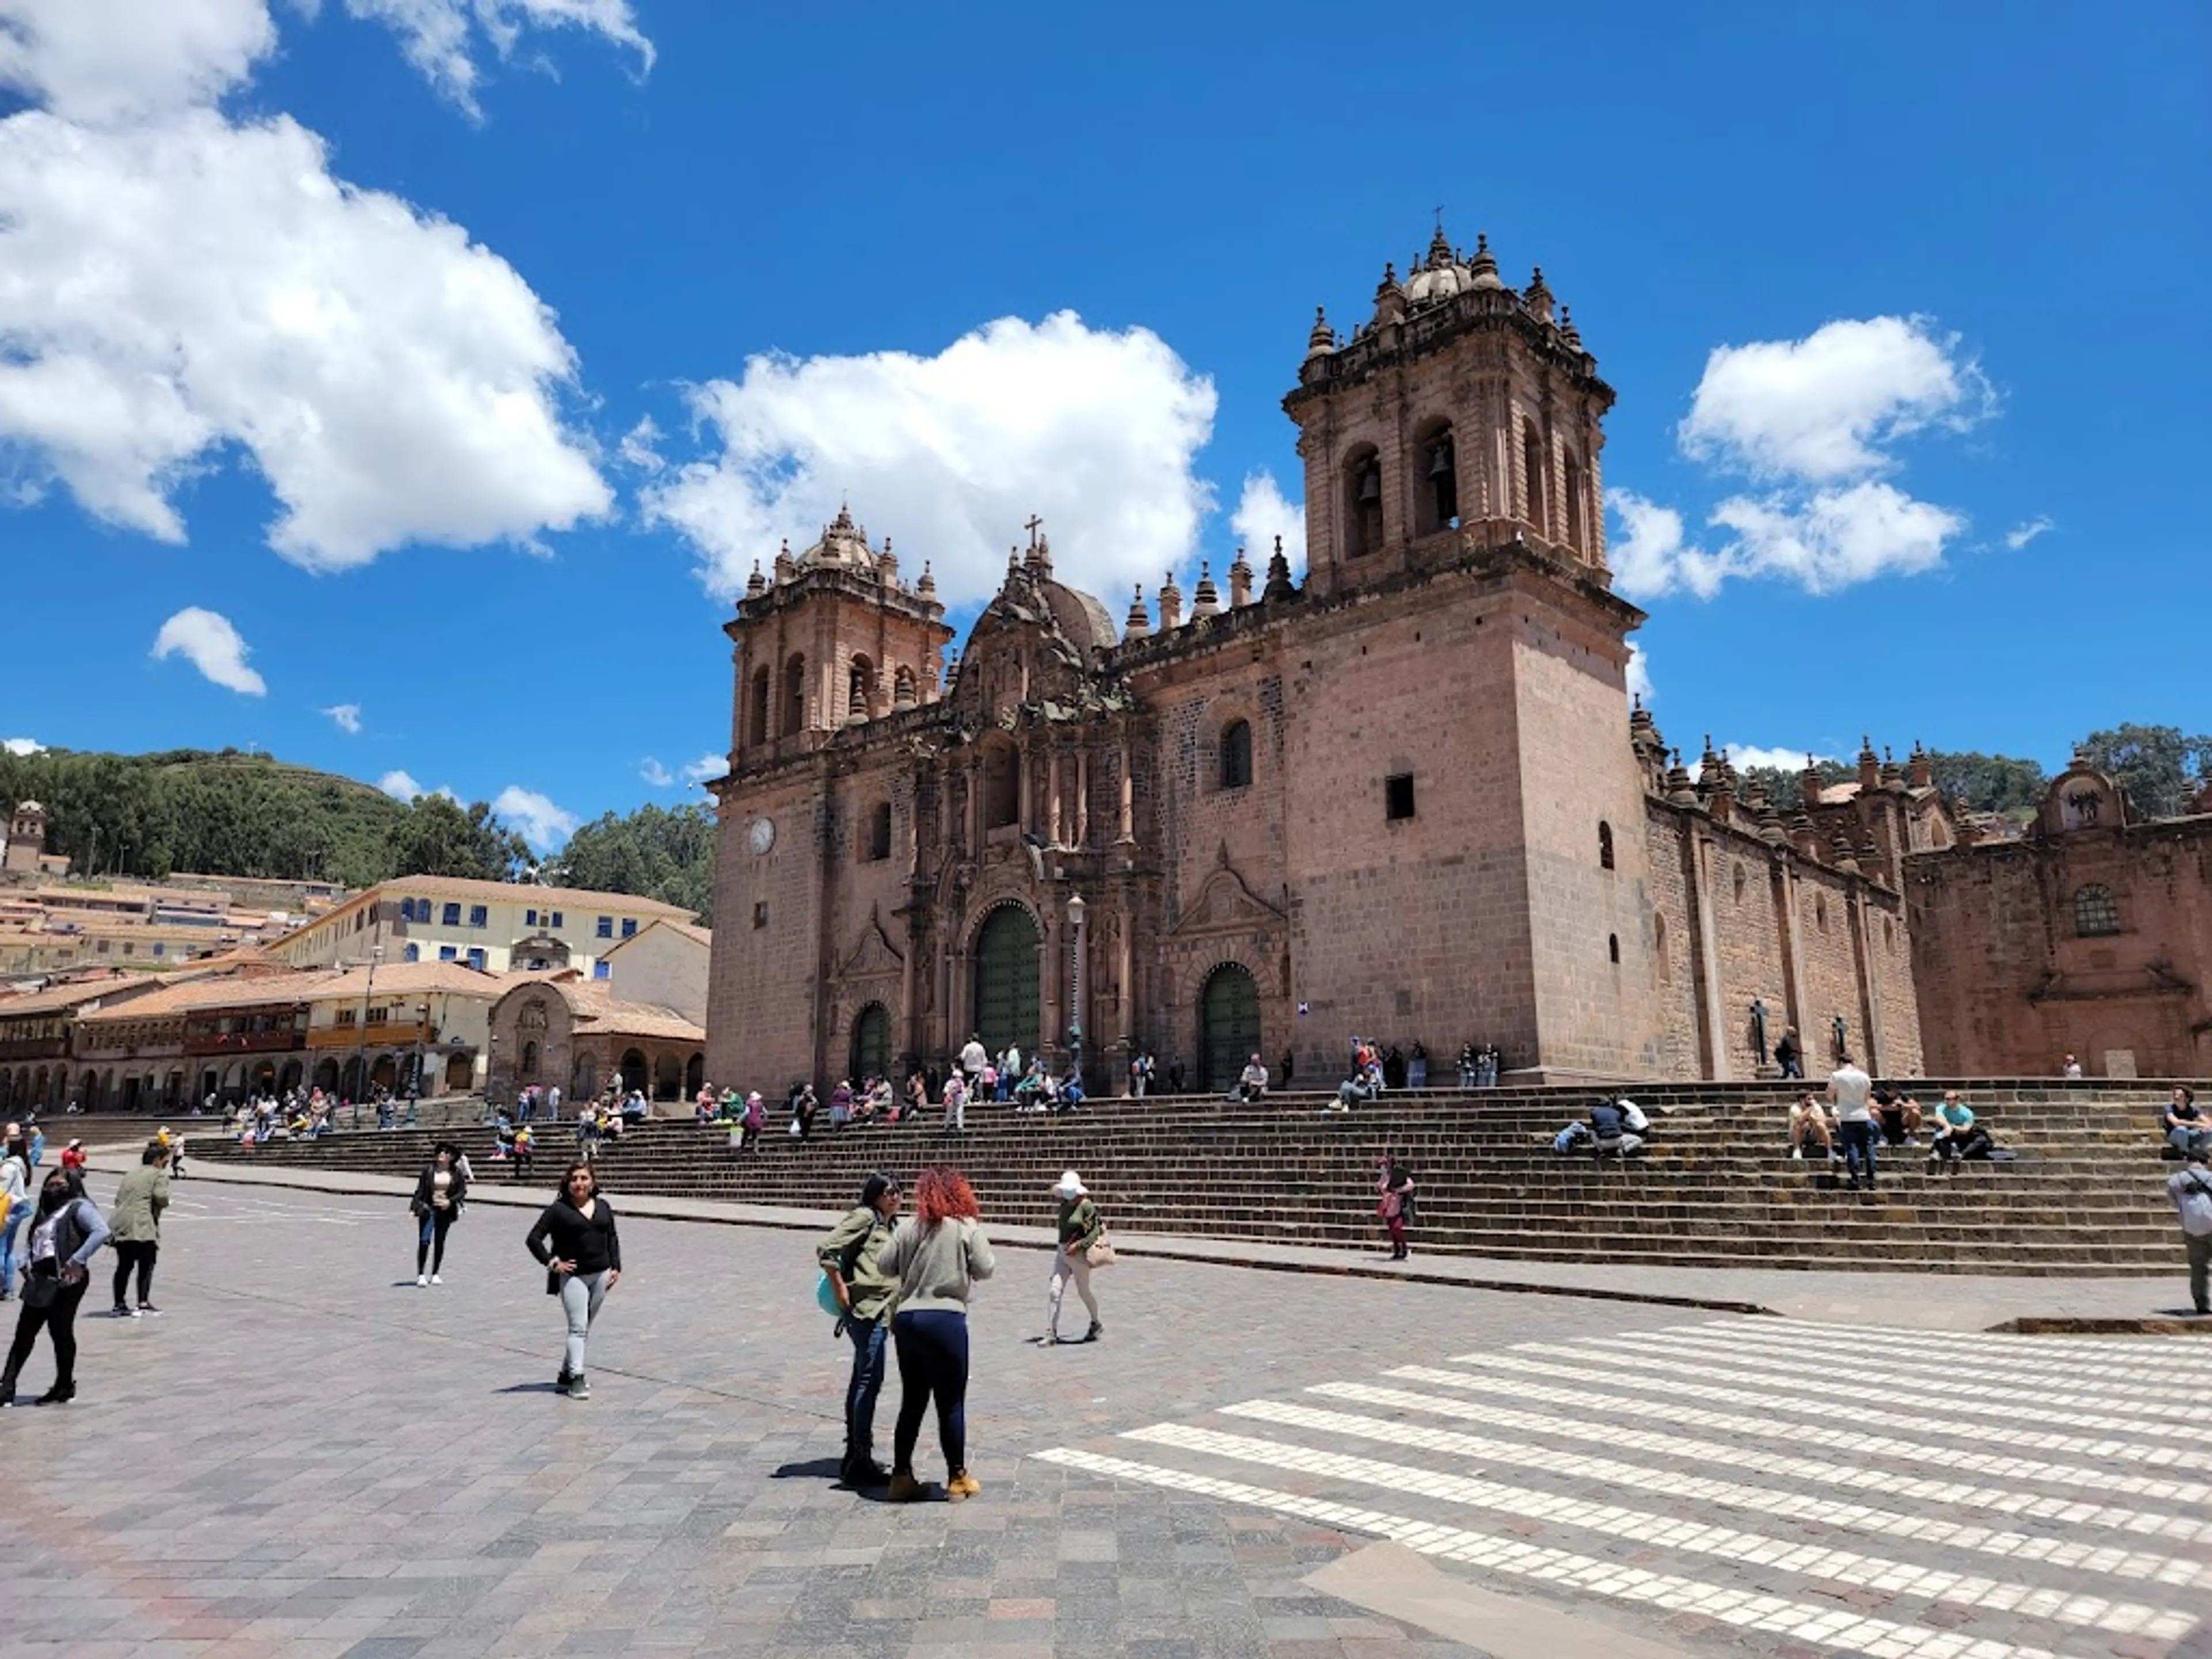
[703, 228, 1931, 1093]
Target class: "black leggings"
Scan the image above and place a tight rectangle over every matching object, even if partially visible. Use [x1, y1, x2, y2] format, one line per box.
[416, 1209, 454, 1274]
[891, 1309, 970, 1476]
[112, 1240, 157, 1306]
[2, 1277, 88, 1394]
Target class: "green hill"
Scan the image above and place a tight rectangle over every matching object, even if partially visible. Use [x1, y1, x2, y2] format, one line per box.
[0, 747, 523, 888]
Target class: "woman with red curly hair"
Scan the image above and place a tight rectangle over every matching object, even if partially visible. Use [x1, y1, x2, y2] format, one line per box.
[874, 1166, 995, 1502]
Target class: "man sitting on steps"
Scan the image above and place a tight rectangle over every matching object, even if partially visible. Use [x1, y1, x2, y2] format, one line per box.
[1588, 1097, 1644, 1158]
[1790, 1092, 1834, 1161]
[1233, 1054, 1268, 1103]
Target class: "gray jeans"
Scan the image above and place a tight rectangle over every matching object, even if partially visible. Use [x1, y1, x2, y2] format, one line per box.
[560, 1270, 609, 1377]
[1047, 1249, 1100, 1336]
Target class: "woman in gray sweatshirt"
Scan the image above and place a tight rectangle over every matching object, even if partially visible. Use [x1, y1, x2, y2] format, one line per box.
[876, 1165, 995, 1502]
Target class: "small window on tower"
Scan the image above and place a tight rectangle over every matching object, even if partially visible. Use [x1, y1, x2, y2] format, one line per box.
[865, 801, 893, 862]
[1608, 933, 1621, 964]
[752, 901, 769, 930]
[1598, 821, 1615, 870]
[1385, 774, 1416, 821]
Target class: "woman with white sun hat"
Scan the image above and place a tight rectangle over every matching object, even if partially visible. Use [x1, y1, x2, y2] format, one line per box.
[1042, 1169, 1106, 1346]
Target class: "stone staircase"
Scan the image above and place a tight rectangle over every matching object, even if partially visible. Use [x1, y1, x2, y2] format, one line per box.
[190, 1079, 2202, 1277]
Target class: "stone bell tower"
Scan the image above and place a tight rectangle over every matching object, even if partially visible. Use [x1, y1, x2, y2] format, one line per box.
[721, 506, 955, 767]
[1286, 224, 1613, 603]
[1275, 224, 1664, 1080]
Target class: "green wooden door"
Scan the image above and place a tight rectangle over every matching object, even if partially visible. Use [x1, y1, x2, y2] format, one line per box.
[972, 907, 1040, 1060]
[1200, 964, 1260, 1093]
[849, 1003, 891, 1083]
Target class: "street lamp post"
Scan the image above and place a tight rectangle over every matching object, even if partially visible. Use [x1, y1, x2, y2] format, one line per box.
[353, 945, 381, 1105]
[1066, 892, 1085, 1093]
[411, 1001, 430, 1101]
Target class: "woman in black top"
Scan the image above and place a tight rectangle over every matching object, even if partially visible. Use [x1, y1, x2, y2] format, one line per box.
[525, 1162, 622, 1399]
[409, 1143, 467, 1286]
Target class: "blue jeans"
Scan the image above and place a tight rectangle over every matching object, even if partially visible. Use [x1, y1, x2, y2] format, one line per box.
[0, 1209, 24, 1296]
[843, 1316, 889, 1459]
[1839, 1119, 1878, 1185]
[2170, 1126, 2210, 1156]
[891, 1309, 970, 1476]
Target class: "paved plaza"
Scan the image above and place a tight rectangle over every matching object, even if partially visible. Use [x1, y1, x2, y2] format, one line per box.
[1, 1180, 2207, 1659]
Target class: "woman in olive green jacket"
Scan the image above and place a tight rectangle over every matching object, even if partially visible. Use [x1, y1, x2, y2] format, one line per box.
[108, 1142, 171, 1317]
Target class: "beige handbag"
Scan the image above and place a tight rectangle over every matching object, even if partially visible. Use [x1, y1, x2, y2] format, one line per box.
[1085, 1232, 1116, 1268]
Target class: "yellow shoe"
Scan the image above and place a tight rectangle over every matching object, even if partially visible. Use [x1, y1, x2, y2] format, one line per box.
[887, 1469, 923, 1503]
[946, 1471, 981, 1502]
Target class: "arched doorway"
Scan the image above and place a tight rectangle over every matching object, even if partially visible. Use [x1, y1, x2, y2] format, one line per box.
[849, 1003, 890, 1084]
[312, 1058, 339, 1094]
[279, 1060, 303, 1096]
[340, 1058, 363, 1100]
[1199, 963, 1261, 1094]
[573, 1052, 597, 1101]
[684, 1053, 705, 1097]
[619, 1049, 647, 1096]
[653, 1053, 681, 1101]
[972, 906, 1040, 1060]
[369, 1056, 396, 1093]
[78, 1070, 97, 1110]
[254, 1061, 278, 1097]
[446, 1052, 474, 1092]
[520, 1040, 540, 1081]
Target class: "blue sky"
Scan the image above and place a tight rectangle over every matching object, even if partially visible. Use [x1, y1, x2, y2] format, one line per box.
[2, 1, 2206, 851]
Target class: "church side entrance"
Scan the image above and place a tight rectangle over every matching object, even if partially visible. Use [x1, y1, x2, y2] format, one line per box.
[1200, 963, 1260, 1093]
[972, 906, 1040, 1062]
[850, 1002, 891, 1084]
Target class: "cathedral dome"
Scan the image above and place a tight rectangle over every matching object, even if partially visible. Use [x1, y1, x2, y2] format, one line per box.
[794, 505, 876, 571]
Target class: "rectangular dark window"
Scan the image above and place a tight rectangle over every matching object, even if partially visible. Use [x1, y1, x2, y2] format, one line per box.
[468, 904, 488, 928]
[466, 947, 487, 971]
[752, 902, 768, 930]
[438, 946, 458, 962]
[620, 918, 638, 938]
[524, 908, 537, 928]
[442, 903, 462, 926]
[593, 961, 611, 980]
[550, 911, 563, 930]
[596, 916, 613, 938]
[1385, 773, 1416, 821]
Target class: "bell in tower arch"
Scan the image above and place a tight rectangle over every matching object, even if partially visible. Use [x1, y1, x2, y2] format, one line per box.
[1428, 434, 1458, 528]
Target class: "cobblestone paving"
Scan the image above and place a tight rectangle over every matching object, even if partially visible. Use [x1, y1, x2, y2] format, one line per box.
[3, 1182, 2206, 1659]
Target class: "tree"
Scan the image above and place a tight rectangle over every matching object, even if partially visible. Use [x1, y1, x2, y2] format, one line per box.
[548, 802, 714, 915]
[2074, 724, 2212, 820]
[1925, 751, 2047, 817]
[391, 794, 533, 882]
[1736, 760, 1853, 813]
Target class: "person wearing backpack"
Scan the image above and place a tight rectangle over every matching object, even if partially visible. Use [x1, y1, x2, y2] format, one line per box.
[2168, 1145, 2212, 1317]
[816, 1174, 903, 1488]
[0, 1169, 110, 1406]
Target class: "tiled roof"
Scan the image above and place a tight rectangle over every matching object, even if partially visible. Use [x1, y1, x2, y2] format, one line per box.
[75, 969, 330, 1023]
[508, 975, 703, 1044]
[0, 972, 181, 1018]
[304, 961, 519, 1002]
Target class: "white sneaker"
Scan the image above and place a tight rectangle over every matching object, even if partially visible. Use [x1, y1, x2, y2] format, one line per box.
[416, 1274, 429, 1287]
[430, 1274, 442, 1285]
[1790, 1147, 1804, 1161]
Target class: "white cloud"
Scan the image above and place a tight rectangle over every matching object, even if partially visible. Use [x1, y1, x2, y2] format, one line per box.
[1625, 643, 1654, 706]
[681, 753, 724, 785]
[2004, 515, 2054, 551]
[1726, 743, 1838, 773]
[151, 606, 266, 695]
[0, 0, 278, 123]
[1680, 315, 1992, 483]
[323, 702, 363, 734]
[494, 784, 578, 851]
[617, 415, 665, 474]
[1706, 482, 1962, 596]
[1228, 469, 1305, 578]
[341, 0, 653, 116]
[379, 770, 424, 801]
[0, 3, 614, 570]
[645, 312, 1220, 611]
[2, 736, 44, 756]
[638, 757, 674, 787]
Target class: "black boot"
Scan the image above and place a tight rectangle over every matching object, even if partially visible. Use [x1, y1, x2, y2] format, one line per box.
[841, 1442, 889, 1487]
[36, 1380, 73, 1405]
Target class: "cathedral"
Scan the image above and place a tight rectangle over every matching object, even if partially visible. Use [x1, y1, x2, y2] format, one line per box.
[703, 226, 1938, 1093]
